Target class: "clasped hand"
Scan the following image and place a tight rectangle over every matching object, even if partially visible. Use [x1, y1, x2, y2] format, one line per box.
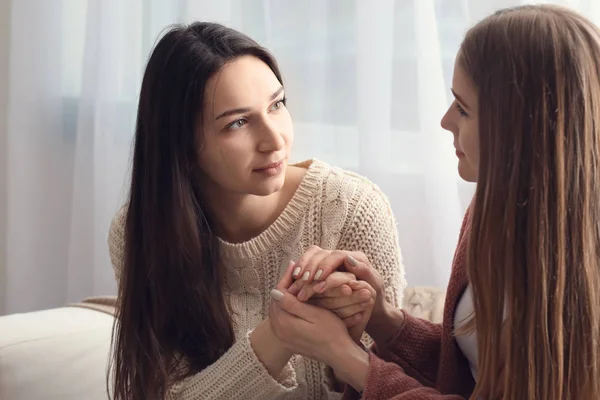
[268, 247, 382, 365]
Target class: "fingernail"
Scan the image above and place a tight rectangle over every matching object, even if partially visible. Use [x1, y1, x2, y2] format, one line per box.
[293, 267, 301, 277]
[314, 281, 327, 292]
[301, 271, 310, 281]
[314, 270, 323, 280]
[270, 289, 284, 302]
[346, 255, 358, 267]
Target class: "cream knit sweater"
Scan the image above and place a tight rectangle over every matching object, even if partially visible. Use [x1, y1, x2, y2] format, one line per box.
[108, 159, 406, 400]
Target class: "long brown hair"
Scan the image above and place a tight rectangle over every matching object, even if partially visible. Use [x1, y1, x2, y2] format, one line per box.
[108, 22, 284, 400]
[460, 5, 600, 399]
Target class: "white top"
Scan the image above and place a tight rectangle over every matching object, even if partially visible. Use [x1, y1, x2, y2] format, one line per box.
[454, 284, 479, 380]
[108, 159, 407, 400]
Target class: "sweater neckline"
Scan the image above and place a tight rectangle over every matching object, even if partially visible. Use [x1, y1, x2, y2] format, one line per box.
[218, 159, 326, 262]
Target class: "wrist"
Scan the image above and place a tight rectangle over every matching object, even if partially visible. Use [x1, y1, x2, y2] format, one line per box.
[328, 339, 370, 392]
[250, 319, 293, 375]
[259, 318, 294, 357]
[366, 300, 405, 345]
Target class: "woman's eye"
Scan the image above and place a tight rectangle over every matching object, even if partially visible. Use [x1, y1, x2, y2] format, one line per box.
[270, 97, 287, 111]
[227, 119, 247, 130]
[455, 102, 468, 117]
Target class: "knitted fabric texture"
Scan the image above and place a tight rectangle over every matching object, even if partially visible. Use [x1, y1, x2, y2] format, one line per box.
[108, 159, 407, 400]
[343, 206, 474, 400]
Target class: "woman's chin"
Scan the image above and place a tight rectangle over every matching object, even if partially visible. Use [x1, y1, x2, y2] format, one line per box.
[251, 175, 286, 197]
[457, 161, 477, 183]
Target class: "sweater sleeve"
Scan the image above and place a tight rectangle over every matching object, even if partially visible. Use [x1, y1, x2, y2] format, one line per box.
[374, 312, 443, 386]
[336, 183, 406, 312]
[165, 332, 298, 399]
[107, 209, 300, 400]
[371, 202, 473, 385]
[354, 204, 475, 396]
[342, 352, 465, 400]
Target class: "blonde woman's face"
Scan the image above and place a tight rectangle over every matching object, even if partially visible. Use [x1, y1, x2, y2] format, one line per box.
[441, 58, 479, 183]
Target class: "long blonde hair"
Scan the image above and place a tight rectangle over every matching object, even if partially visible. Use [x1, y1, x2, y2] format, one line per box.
[460, 5, 600, 399]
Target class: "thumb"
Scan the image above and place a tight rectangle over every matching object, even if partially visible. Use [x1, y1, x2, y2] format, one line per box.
[276, 260, 296, 291]
[344, 255, 375, 284]
[271, 289, 318, 322]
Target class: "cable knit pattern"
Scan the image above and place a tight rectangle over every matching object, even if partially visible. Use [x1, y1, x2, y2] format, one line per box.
[107, 159, 406, 400]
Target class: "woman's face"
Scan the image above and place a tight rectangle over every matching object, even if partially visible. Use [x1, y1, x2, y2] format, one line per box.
[198, 55, 293, 197]
[441, 57, 479, 183]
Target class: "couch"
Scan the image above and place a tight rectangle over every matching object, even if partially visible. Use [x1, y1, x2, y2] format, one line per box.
[0, 286, 445, 400]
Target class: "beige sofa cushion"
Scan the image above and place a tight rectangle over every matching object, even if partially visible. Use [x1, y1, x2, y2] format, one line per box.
[0, 286, 446, 400]
[402, 286, 446, 323]
[0, 307, 114, 400]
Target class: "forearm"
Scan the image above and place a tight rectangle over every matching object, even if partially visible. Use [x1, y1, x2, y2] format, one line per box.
[250, 318, 294, 376]
[369, 311, 444, 387]
[167, 329, 298, 399]
[354, 353, 466, 400]
[367, 301, 405, 345]
[328, 341, 370, 392]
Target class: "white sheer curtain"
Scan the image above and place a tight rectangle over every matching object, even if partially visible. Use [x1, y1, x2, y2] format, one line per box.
[1, 0, 598, 315]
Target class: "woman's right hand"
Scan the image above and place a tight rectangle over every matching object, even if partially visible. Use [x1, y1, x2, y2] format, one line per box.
[340, 253, 405, 345]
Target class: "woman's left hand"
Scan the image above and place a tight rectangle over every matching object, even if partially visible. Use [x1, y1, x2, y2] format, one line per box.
[269, 288, 370, 391]
[268, 261, 346, 359]
[269, 288, 351, 364]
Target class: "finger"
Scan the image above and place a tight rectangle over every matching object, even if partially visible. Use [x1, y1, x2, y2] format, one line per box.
[346, 280, 376, 299]
[343, 312, 364, 328]
[310, 288, 373, 310]
[300, 271, 356, 301]
[310, 251, 351, 283]
[292, 268, 352, 299]
[344, 254, 381, 289]
[276, 261, 297, 291]
[288, 279, 307, 296]
[309, 296, 351, 310]
[312, 271, 357, 295]
[269, 298, 286, 321]
[314, 250, 370, 283]
[292, 245, 322, 279]
[316, 284, 352, 298]
[332, 299, 374, 319]
[270, 288, 320, 322]
[348, 321, 368, 343]
[298, 249, 331, 284]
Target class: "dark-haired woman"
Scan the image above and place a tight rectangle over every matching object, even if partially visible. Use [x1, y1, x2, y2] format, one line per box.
[107, 22, 405, 400]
